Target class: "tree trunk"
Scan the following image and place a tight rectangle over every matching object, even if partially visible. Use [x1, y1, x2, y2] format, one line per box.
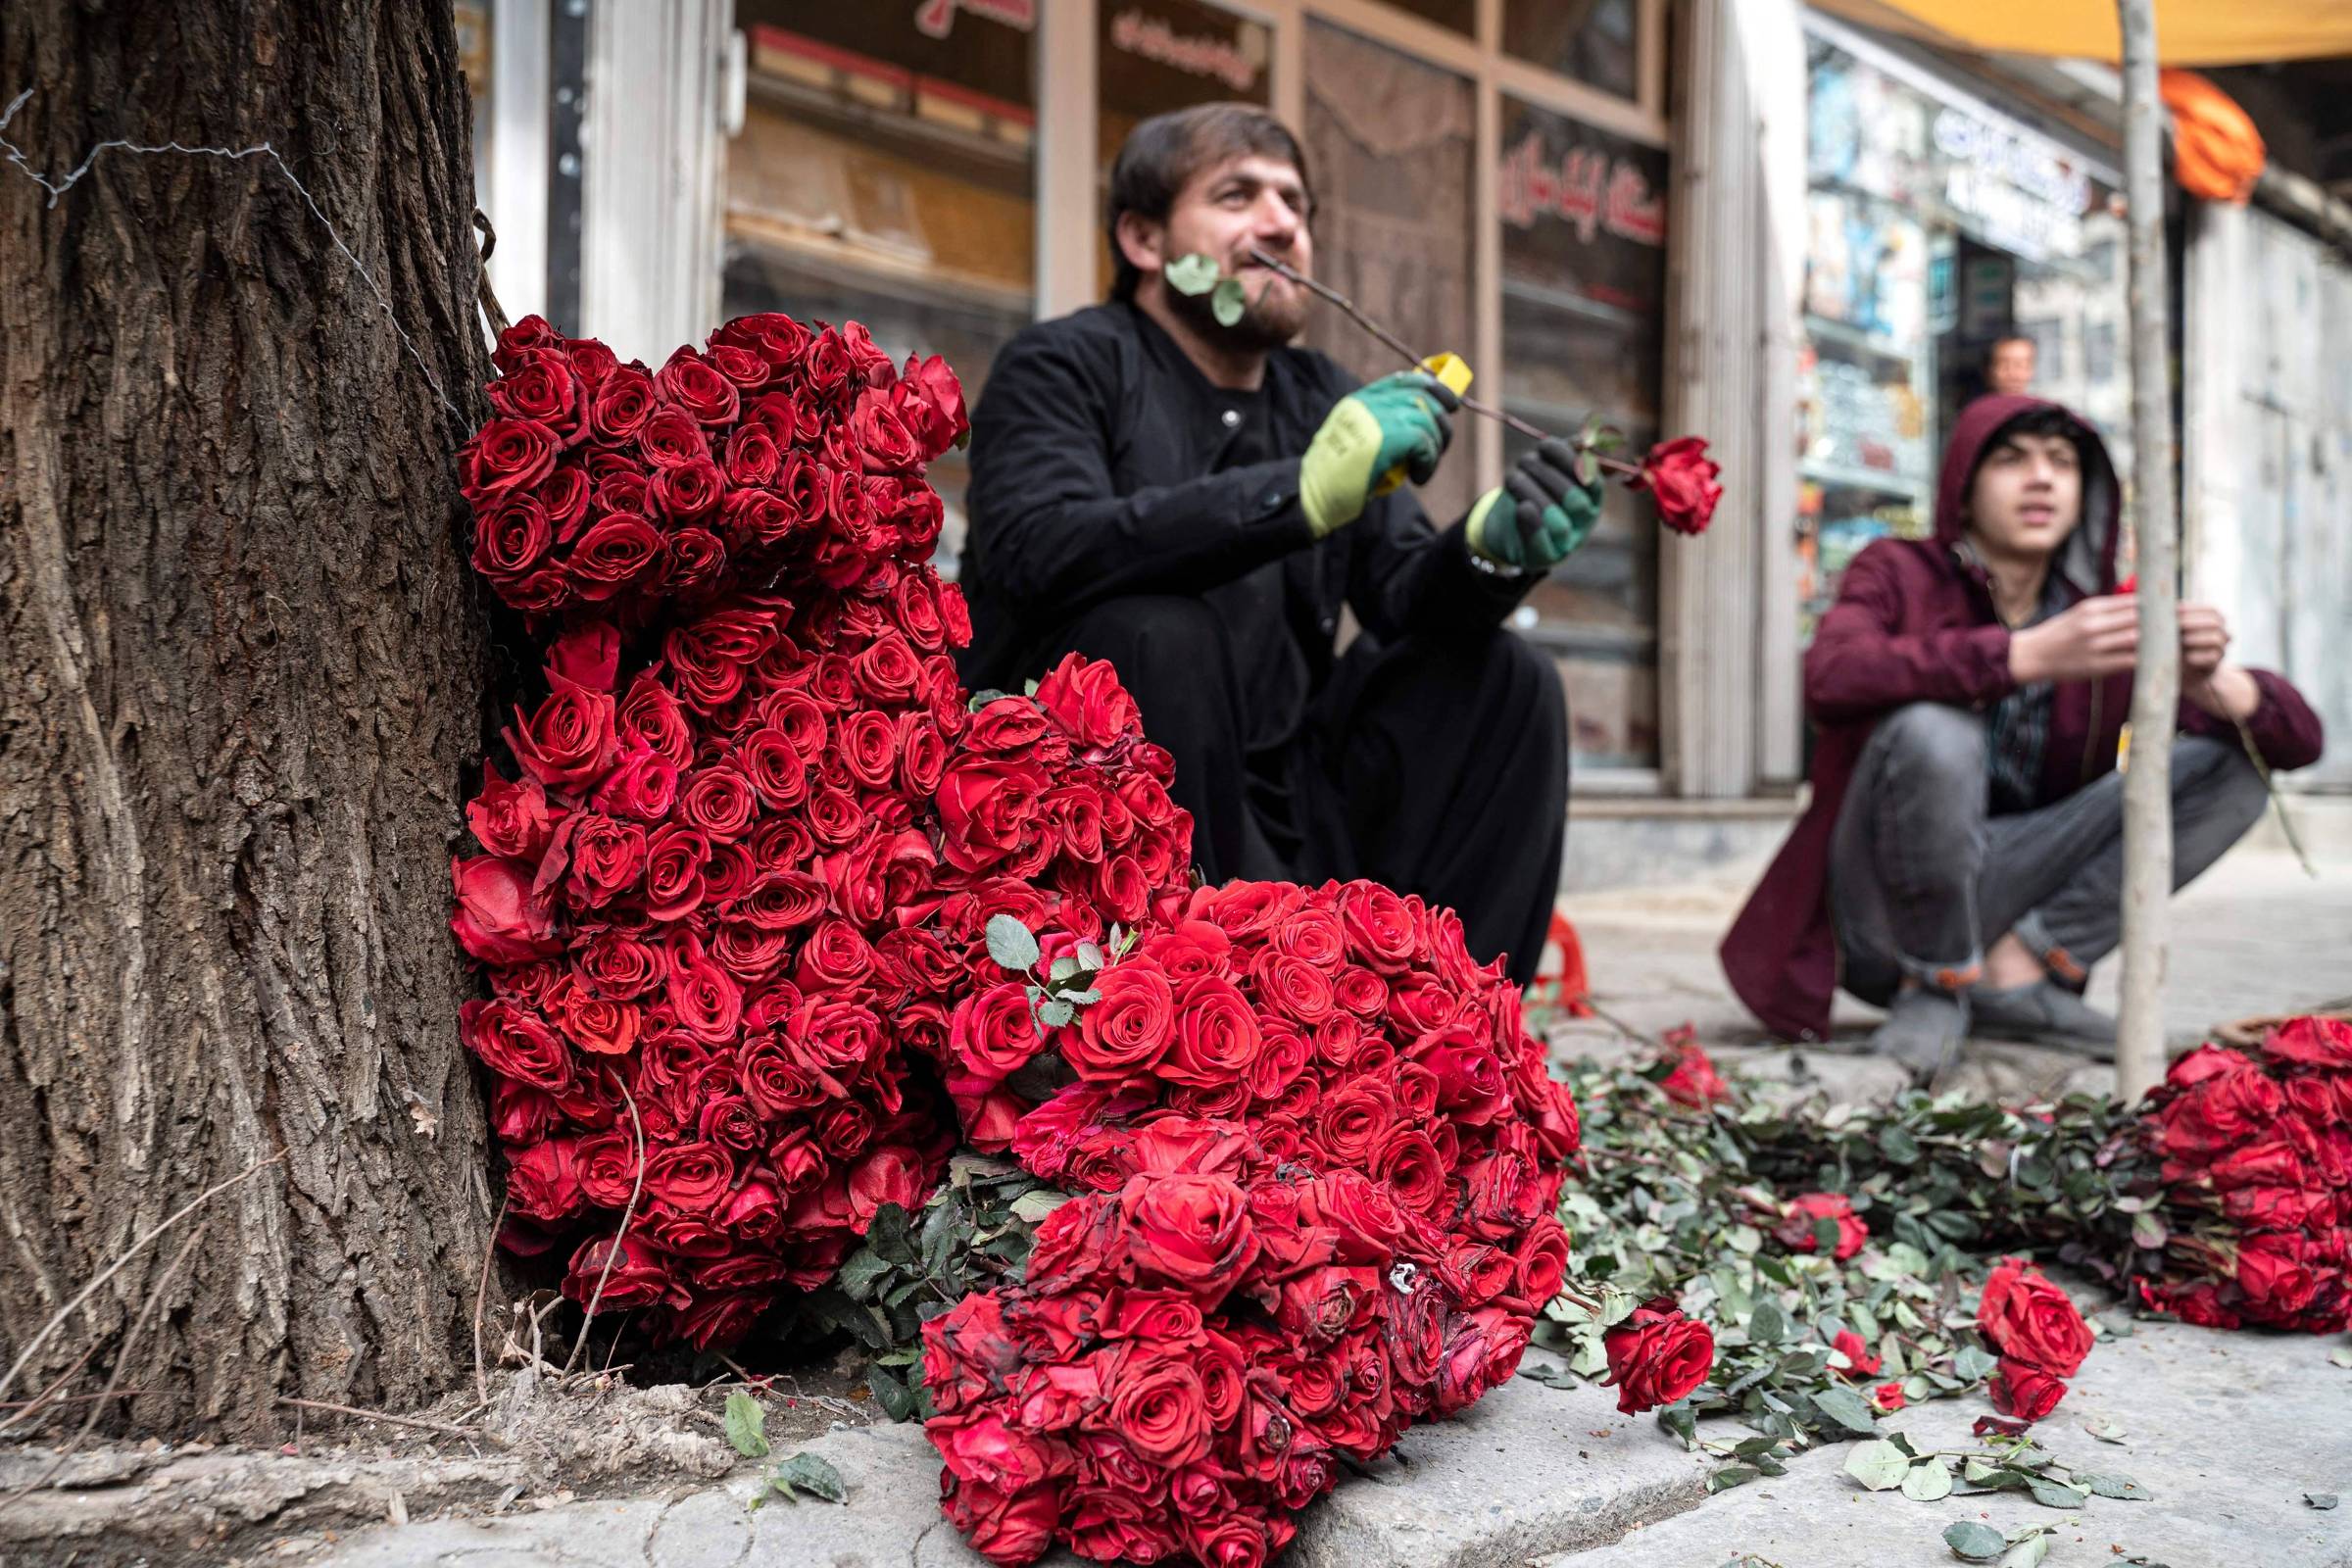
[0, 2, 497, 1437]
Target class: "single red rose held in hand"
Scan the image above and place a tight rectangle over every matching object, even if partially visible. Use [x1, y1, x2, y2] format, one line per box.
[1635, 436, 1723, 535]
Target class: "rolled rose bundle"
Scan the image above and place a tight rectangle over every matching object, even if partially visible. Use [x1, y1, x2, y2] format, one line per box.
[450, 313, 1193, 1348]
[923, 880, 1589, 1565]
[2133, 1019, 2352, 1333]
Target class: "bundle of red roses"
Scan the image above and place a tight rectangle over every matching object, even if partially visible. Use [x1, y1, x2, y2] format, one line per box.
[451, 314, 1192, 1347]
[460, 313, 965, 624]
[915, 879, 1593, 1565]
[2132, 1017, 2352, 1333]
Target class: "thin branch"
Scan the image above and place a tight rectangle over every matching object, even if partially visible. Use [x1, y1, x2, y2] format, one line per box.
[0, 1222, 208, 1513]
[274, 1397, 489, 1442]
[0, 1150, 284, 1407]
[2230, 713, 2317, 878]
[0, 1389, 185, 1413]
[473, 1189, 511, 1410]
[562, 1079, 645, 1376]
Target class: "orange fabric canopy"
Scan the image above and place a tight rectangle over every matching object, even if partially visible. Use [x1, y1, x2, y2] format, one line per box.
[1812, 0, 2352, 67]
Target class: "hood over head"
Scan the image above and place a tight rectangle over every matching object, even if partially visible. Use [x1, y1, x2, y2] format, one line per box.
[1934, 393, 2122, 598]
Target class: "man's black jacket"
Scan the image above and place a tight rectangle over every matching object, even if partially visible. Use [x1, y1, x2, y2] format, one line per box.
[956, 302, 1531, 702]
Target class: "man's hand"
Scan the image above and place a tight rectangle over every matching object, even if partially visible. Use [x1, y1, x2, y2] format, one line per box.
[1299, 372, 1457, 538]
[2179, 603, 2261, 720]
[2178, 603, 2230, 677]
[2007, 594, 2137, 684]
[1465, 437, 1604, 573]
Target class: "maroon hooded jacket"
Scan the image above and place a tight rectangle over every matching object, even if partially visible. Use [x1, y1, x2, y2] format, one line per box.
[1721, 394, 2326, 1042]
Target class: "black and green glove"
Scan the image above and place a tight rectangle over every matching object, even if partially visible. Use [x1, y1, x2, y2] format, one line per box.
[1298, 372, 1459, 538]
[1465, 437, 1604, 573]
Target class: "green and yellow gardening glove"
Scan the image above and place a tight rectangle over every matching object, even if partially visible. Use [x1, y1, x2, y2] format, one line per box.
[1465, 437, 1604, 573]
[1298, 371, 1459, 538]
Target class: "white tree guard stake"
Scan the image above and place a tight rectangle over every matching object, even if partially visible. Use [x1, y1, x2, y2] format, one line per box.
[2116, 0, 2178, 1102]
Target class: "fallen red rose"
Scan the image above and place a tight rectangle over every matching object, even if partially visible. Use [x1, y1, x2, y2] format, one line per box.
[1601, 1296, 1716, 1414]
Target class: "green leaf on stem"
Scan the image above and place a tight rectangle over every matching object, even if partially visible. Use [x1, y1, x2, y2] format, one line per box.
[723, 1391, 769, 1458]
[2082, 1473, 2151, 1501]
[1901, 1457, 1955, 1501]
[1210, 278, 1248, 326]
[986, 915, 1040, 972]
[1165, 253, 1221, 295]
[1810, 1384, 1880, 1435]
[1943, 1520, 2006, 1560]
[1843, 1440, 1911, 1492]
[764, 1451, 849, 1505]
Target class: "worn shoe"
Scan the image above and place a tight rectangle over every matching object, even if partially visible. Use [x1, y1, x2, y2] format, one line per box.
[1868, 988, 1970, 1082]
[1971, 980, 2118, 1058]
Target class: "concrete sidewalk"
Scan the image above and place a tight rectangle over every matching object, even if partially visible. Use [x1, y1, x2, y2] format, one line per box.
[303, 1311, 2352, 1568]
[1548, 841, 2352, 1105]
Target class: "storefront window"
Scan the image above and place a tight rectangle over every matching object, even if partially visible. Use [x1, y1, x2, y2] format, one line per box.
[723, 4, 1041, 572]
[1096, 0, 1274, 297]
[1496, 97, 1669, 771]
[1798, 28, 2128, 643]
[1502, 0, 1640, 104]
[1298, 21, 1479, 527]
[1378, 0, 1477, 37]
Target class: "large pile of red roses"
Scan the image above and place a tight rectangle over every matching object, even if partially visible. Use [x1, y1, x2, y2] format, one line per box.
[919, 878, 1585, 1566]
[451, 311, 1702, 1568]
[2135, 1016, 2352, 1333]
[451, 313, 1192, 1347]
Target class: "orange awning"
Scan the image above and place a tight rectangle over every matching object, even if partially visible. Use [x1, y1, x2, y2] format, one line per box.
[1812, 0, 2352, 67]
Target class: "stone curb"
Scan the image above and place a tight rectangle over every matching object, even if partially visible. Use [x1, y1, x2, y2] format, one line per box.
[315, 1356, 1705, 1568]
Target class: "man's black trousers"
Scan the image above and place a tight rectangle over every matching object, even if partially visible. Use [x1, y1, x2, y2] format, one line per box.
[1045, 595, 1568, 990]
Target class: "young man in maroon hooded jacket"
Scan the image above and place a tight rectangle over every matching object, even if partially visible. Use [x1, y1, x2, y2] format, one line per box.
[1723, 396, 2325, 1076]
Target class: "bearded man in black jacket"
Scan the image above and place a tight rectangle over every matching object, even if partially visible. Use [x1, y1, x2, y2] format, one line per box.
[958, 103, 1597, 988]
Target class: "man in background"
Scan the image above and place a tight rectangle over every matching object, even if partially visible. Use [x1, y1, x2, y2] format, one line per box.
[1986, 333, 2037, 398]
[957, 103, 1602, 987]
[1722, 394, 2323, 1076]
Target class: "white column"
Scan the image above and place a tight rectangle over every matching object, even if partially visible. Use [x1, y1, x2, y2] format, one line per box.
[1036, 0, 1101, 318]
[1658, 0, 1805, 797]
[579, 0, 729, 362]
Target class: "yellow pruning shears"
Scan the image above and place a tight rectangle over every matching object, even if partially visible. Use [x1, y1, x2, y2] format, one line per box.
[1371, 353, 1475, 498]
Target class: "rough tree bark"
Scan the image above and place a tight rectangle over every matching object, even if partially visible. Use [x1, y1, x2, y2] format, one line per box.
[0, 3, 497, 1436]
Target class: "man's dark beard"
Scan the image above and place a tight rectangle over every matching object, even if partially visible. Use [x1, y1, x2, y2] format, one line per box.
[1163, 269, 1310, 351]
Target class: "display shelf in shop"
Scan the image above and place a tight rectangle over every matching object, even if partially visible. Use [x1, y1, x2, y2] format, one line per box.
[1798, 457, 1930, 497]
[1801, 312, 1919, 363]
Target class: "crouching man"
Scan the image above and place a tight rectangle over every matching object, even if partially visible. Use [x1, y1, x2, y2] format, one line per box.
[1723, 395, 2324, 1075]
[957, 104, 1600, 987]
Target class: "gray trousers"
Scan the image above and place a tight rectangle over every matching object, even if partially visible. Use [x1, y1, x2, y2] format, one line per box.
[1830, 702, 2270, 1005]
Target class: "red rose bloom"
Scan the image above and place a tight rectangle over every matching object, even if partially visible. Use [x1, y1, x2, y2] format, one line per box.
[1064, 960, 1175, 1083]
[1832, 1328, 1882, 1378]
[1977, 1257, 2092, 1378]
[1118, 1173, 1258, 1301]
[1775, 1192, 1869, 1260]
[451, 855, 563, 964]
[1989, 1358, 2067, 1422]
[1656, 1028, 1730, 1108]
[1601, 1297, 1715, 1414]
[1635, 435, 1722, 535]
